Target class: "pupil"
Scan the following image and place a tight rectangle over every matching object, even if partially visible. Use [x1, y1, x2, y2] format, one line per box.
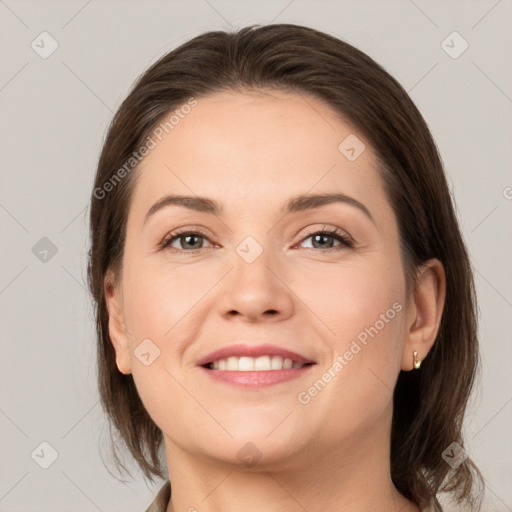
[184, 235, 201, 249]
[313, 234, 333, 248]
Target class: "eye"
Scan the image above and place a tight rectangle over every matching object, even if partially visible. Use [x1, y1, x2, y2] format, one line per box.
[160, 229, 213, 252]
[160, 226, 354, 253]
[297, 227, 353, 250]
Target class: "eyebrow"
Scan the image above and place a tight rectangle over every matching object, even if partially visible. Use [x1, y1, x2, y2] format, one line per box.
[143, 192, 375, 225]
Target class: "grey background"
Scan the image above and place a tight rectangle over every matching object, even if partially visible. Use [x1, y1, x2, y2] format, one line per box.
[1, 0, 511, 510]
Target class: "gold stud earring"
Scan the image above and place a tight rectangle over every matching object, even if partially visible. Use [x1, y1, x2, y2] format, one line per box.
[413, 351, 422, 369]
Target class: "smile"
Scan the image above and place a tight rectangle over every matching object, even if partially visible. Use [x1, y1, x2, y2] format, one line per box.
[204, 355, 311, 371]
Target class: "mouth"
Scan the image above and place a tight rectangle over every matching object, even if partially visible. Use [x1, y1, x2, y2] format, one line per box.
[197, 343, 316, 388]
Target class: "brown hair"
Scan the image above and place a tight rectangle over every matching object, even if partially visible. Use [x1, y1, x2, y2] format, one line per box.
[87, 23, 483, 510]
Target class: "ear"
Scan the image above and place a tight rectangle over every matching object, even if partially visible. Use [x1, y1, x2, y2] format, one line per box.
[401, 258, 446, 371]
[104, 269, 132, 375]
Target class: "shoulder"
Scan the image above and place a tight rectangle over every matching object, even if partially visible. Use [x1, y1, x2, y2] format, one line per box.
[144, 480, 171, 512]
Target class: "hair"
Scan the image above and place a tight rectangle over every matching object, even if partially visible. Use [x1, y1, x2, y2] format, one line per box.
[87, 23, 484, 510]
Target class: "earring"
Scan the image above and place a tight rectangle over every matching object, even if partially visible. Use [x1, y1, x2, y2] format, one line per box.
[413, 351, 422, 370]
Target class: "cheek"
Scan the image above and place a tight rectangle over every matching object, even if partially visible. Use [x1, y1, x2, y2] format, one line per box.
[299, 258, 406, 396]
[295, 257, 405, 347]
[120, 256, 224, 393]
[122, 256, 213, 339]
[119, 260, 204, 432]
[293, 264, 406, 438]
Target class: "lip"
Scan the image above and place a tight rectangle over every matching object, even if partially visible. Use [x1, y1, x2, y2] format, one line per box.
[198, 365, 315, 388]
[196, 343, 315, 366]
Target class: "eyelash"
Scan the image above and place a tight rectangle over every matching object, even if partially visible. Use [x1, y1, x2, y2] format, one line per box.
[159, 226, 354, 253]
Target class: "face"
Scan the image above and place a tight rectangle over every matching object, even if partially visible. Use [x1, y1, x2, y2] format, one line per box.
[107, 89, 413, 470]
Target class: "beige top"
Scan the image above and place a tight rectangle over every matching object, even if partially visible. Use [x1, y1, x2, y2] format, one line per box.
[144, 480, 170, 512]
[144, 481, 438, 511]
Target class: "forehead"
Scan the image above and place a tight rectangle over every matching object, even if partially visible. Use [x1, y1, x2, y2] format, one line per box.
[129, 89, 391, 223]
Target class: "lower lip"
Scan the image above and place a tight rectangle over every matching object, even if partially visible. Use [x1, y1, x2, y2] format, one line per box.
[198, 365, 315, 388]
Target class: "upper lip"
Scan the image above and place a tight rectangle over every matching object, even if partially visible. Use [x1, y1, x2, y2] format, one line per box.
[196, 343, 315, 366]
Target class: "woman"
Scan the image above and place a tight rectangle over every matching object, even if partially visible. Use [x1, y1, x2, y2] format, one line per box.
[88, 24, 483, 512]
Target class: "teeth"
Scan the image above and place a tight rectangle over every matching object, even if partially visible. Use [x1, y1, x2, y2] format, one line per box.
[255, 355, 270, 370]
[239, 356, 254, 371]
[271, 356, 283, 370]
[209, 355, 305, 371]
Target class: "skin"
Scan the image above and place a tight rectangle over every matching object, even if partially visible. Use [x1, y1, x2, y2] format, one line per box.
[105, 90, 446, 512]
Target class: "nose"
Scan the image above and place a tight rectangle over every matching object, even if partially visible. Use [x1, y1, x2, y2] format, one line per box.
[217, 244, 295, 323]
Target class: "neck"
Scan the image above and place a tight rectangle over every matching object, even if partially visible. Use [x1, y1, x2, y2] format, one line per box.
[163, 406, 419, 512]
